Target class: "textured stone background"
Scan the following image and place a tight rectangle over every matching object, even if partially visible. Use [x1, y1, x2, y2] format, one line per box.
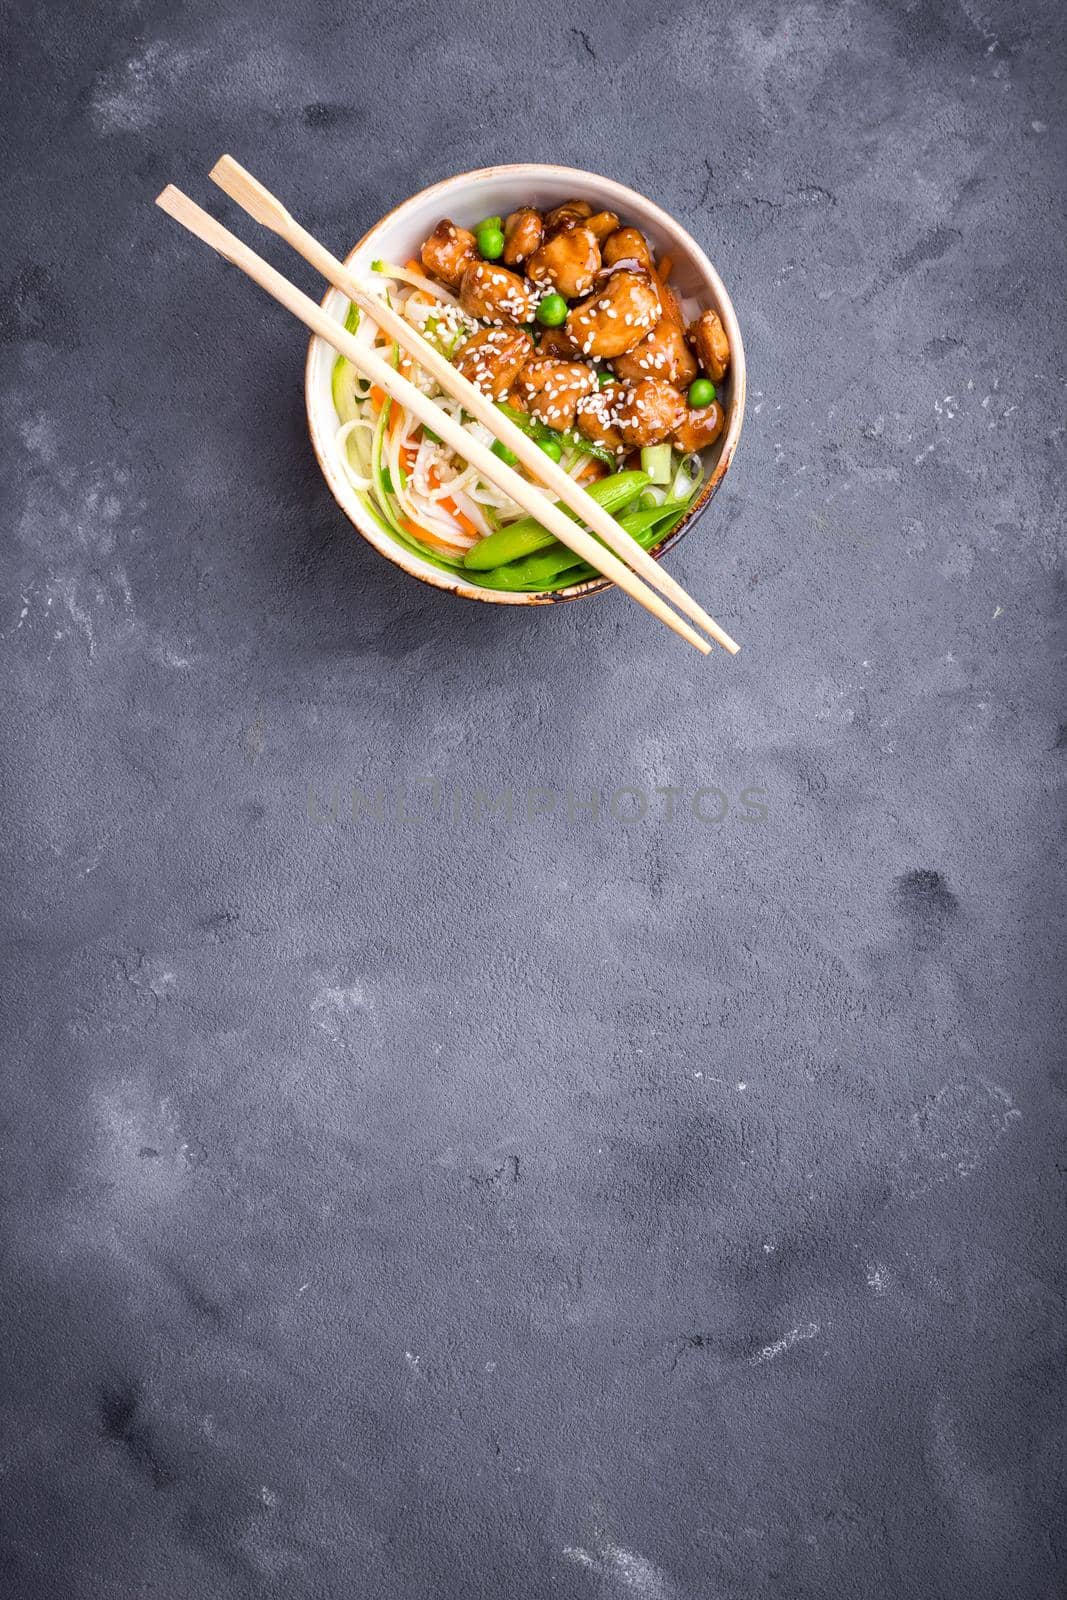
[2, 1, 1064, 1596]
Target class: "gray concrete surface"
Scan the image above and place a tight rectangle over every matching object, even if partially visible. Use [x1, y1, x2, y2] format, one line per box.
[2, 1, 1064, 1596]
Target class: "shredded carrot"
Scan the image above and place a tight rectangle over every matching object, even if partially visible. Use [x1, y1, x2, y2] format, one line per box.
[438, 497, 480, 540]
[575, 459, 604, 484]
[413, 461, 478, 538]
[400, 444, 419, 474]
[369, 385, 386, 410]
[400, 515, 466, 558]
[405, 258, 422, 273]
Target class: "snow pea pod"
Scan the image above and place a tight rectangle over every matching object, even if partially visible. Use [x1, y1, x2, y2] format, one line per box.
[473, 502, 690, 593]
[463, 470, 649, 572]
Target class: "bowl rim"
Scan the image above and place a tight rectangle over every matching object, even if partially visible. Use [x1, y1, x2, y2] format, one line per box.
[304, 162, 745, 606]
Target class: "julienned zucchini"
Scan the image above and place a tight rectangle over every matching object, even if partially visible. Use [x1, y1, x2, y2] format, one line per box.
[330, 303, 364, 424]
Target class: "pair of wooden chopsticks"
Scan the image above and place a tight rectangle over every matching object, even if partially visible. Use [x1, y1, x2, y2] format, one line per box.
[156, 158, 739, 656]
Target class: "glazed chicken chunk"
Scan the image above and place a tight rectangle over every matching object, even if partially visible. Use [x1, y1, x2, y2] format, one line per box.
[565, 269, 662, 359]
[602, 227, 655, 272]
[527, 224, 601, 299]
[544, 198, 593, 233]
[575, 382, 626, 454]
[585, 210, 620, 243]
[516, 354, 596, 431]
[453, 326, 533, 399]
[420, 219, 478, 288]
[458, 259, 533, 324]
[612, 315, 698, 386]
[536, 324, 581, 359]
[674, 401, 725, 453]
[688, 309, 731, 382]
[613, 270, 697, 384]
[503, 207, 543, 267]
[615, 378, 686, 448]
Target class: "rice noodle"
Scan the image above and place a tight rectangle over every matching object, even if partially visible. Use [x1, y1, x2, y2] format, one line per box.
[369, 263, 459, 305]
[446, 485, 492, 539]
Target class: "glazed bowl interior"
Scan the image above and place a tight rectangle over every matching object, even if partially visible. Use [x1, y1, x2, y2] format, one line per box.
[305, 163, 745, 605]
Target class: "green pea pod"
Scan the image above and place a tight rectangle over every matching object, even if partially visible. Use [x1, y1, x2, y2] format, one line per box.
[464, 470, 650, 571]
[473, 502, 690, 593]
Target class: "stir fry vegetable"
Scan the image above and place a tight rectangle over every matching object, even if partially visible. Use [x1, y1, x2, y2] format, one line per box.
[473, 500, 695, 593]
[463, 470, 650, 571]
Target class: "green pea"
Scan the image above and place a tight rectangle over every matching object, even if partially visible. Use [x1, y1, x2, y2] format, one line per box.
[491, 438, 518, 466]
[477, 225, 505, 260]
[479, 215, 502, 230]
[597, 371, 614, 389]
[535, 293, 568, 327]
[688, 377, 716, 408]
[537, 436, 563, 462]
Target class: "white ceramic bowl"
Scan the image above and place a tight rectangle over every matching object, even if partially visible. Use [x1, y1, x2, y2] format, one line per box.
[305, 163, 745, 605]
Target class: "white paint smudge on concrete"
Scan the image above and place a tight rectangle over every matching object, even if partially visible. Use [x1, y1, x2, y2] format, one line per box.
[313, 983, 367, 1015]
[128, 955, 178, 1005]
[9, 417, 152, 662]
[310, 980, 373, 1042]
[751, 1322, 820, 1364]
[564, 1540, 678, 1598]
[19, 414, 58, 464]
[74, 1083, 193, 1235]
[893, 1079, 1021, 1199]
[45, 577, 96, 657]
[88, 41, 205, 134]
[155, 643, 194, 669]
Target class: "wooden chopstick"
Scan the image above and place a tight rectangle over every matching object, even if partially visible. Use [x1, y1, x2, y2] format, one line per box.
[208, 156, 739, 657]
[154, 186, 710, 654]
